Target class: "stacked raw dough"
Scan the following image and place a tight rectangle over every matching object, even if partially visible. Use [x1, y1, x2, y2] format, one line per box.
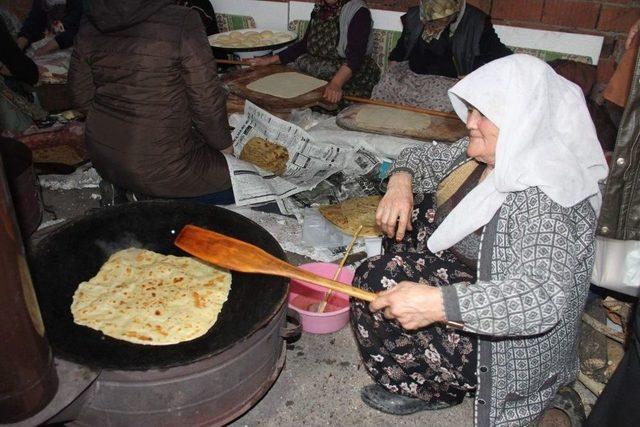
[210, 30, 294, 49]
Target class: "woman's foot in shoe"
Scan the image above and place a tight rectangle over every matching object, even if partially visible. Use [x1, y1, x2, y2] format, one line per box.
[360, 384, 456, 415]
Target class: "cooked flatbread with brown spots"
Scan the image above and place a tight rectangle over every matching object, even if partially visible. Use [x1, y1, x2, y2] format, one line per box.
[71, 248, 231, 345]
[239, 137, 289, 176]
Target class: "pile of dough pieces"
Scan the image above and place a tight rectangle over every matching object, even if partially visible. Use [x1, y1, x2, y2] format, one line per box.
[211, 30, 294, 48]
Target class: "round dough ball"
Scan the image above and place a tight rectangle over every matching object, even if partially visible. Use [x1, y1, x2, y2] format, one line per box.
[228, 31, 243, 39]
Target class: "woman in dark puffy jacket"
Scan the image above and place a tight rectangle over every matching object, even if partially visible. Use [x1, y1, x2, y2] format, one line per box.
[69, 0, 233, 202]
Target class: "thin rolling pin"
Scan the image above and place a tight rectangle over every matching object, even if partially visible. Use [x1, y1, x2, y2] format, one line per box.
[216, 59, 252, 66]
[343, 95, 459, 120]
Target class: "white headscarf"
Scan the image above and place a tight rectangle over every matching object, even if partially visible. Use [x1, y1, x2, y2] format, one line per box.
[427, 54, 609, 253]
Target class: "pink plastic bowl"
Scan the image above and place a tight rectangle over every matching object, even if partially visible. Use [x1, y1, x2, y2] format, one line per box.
[287, 262, 355, 334]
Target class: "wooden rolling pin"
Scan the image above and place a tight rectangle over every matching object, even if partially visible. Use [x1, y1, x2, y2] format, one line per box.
[215, 62, 457, 120]
[216, 59, 253, 66]
[343, 95, 459, 120]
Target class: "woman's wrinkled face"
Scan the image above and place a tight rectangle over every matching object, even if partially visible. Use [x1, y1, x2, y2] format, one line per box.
[466, 108, 499, 166]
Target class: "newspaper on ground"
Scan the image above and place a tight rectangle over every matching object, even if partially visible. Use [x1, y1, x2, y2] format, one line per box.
[227, 101, 381, 211]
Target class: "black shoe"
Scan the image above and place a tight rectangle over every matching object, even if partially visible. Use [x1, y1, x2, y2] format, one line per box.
[539, 386, 586, 427]
[360, 384, 455, 415]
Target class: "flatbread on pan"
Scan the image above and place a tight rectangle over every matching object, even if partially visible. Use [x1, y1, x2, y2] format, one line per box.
[319, 195, 383, 237]
[246, 72, 327, 99]
[71, 248, 231, 345]
[239, 137, 289, 175]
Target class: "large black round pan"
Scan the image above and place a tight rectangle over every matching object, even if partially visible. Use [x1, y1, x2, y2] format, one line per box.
[29, 201, 288, 370]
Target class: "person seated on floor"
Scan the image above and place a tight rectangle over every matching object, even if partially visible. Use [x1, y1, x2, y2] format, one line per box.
[16, 0, 83, 56]
[69, 0, 234, 205]
[350, 54, 608, 426]
[1, 15, 44, 133]
[249, 0, 381, 103]
[372, 0, 511, 111]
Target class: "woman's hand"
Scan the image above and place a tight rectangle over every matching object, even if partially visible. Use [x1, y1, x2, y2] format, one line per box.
[323, 82, 343, 103]
[323, 64, 352, 103]
[248, 55, 280, 66]
[376, 172, 413, 241]
[370, 281, 445, 330]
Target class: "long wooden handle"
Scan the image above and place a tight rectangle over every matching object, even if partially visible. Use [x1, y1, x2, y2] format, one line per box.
[174, 225, 376, 302]
[317, 225, 363, 312]
[217, 59, 252, 66]
[343, 95, 459, 120]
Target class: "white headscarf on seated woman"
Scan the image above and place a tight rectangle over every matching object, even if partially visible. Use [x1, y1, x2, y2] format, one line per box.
[427, 54, 609, 253]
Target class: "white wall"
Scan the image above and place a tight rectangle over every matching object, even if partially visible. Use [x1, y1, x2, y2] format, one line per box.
[210, 0, 289, 30]
[213, 1, 603, 63]
[289, 1, 402, 30]
[495, 25, 603, 65]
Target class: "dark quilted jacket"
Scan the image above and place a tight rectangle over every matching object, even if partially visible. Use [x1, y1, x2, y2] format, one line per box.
[69, 0, 232, 197]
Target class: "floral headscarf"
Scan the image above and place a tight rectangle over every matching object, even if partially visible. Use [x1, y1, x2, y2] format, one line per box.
[419, 0, 462, 42]
[315, 0, 347, 21]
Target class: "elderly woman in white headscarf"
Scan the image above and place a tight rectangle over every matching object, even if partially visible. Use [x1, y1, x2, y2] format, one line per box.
[350, 54, 608, 426]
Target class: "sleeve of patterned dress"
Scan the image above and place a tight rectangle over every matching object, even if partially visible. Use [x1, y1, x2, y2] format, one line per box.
[68, 32, 94, 114]
[390, 137, 469, 193]
[180, 9, 232, 151]
[441, 189, 592, 337]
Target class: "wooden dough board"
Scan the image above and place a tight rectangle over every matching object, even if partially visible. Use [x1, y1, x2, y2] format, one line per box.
[336, 104, 467, 142]
[222, 65, 335, 114]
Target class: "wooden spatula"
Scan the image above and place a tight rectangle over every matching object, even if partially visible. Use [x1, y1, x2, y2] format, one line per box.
[174, 225, 376, 302]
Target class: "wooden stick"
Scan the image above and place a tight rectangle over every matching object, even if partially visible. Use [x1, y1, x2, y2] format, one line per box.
[317, 225, 363, 313]
[343, 95, 459, 120]
[216, 59, 252, 66]
[582, 312, 626, 344]
[577, 371, 604, 396]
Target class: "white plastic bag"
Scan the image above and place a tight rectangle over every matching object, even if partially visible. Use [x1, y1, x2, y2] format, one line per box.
[301, 208, 352, 248]
[591, 236, 640, 296]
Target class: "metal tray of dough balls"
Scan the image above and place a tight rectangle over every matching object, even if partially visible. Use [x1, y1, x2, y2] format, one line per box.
[208, 28, 299, 56]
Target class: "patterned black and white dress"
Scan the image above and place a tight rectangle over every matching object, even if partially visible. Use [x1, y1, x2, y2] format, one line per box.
[351, 167, 483, 406]
[351, 138, 599, 426]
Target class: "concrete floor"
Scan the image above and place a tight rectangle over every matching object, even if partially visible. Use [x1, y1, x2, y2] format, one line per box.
[35, 184, 595, 427]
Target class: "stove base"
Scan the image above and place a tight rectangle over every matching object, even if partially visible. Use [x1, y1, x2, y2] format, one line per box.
[70, 308, 287, 427]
